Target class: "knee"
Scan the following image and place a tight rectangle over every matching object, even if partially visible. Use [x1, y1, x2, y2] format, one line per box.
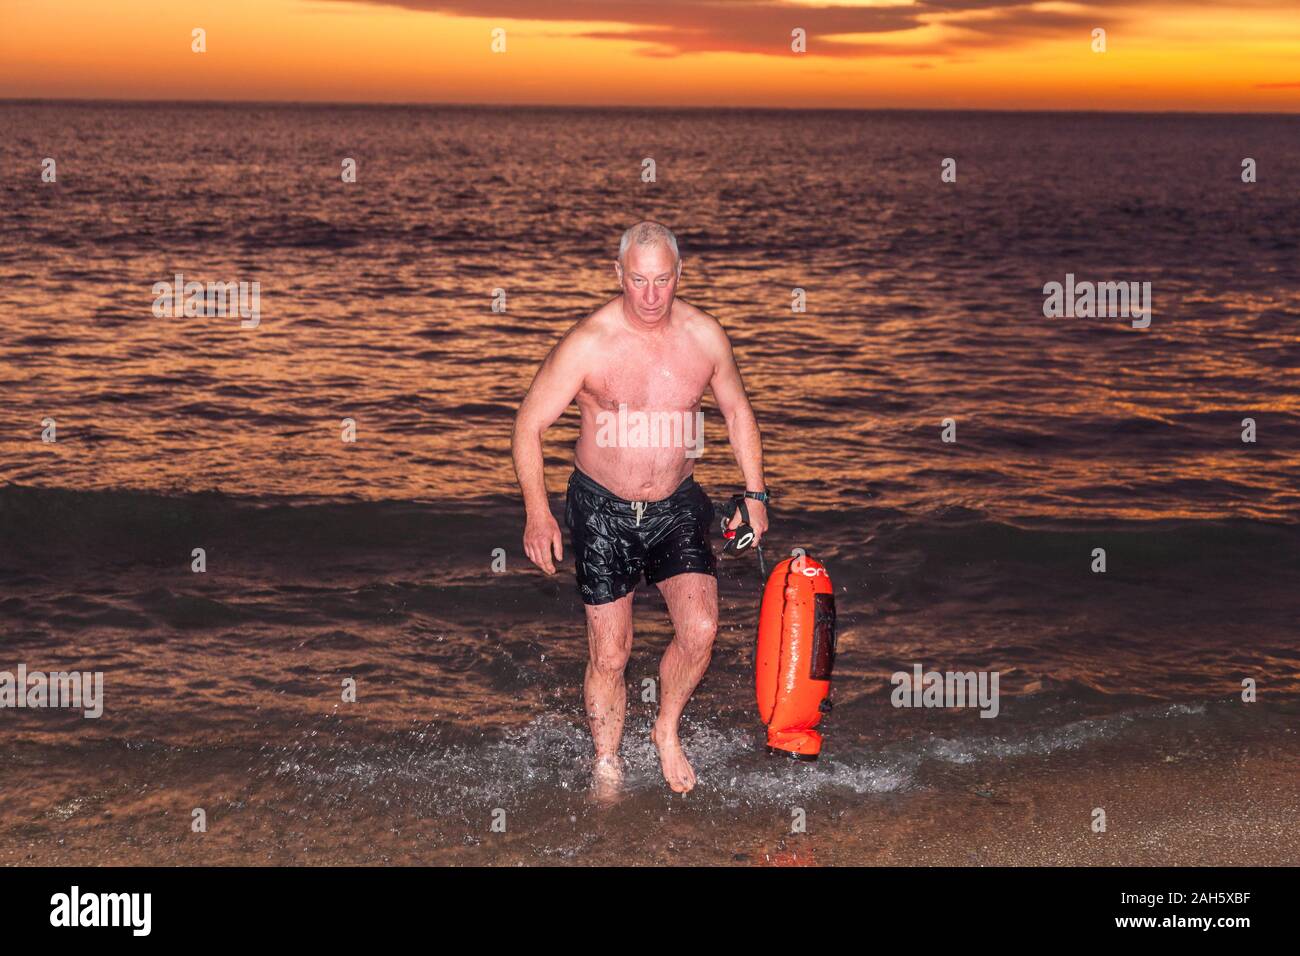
[590, 641, 631, 677]
[676, 614, 717, 657]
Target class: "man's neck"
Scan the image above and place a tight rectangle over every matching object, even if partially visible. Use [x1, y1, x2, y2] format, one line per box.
[619, 297, 675, 336]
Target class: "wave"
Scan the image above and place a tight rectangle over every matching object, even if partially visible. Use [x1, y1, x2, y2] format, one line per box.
[258, 697, 1276, 812]
[2, 482, 1295, 572]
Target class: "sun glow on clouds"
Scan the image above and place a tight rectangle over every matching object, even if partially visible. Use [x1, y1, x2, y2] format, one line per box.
[0, 0, 1296, 110]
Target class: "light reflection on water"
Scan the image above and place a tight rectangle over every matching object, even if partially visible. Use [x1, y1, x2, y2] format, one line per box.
[1, 104, 1298, 863]
[2, 104, 1297, 519]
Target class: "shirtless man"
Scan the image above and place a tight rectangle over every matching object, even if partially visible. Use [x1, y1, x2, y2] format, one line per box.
[511, 221, 769, 794]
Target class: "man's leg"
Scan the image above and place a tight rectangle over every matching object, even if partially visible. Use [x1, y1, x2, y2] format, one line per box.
[584, 592, 634, 782]
[652, 572, 719, 793]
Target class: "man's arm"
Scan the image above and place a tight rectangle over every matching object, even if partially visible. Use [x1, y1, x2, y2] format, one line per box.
[512, 324, 591, 574]
[706, 320, 769, 544]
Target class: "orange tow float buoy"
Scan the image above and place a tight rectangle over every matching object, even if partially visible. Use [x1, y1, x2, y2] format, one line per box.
[755, 555, 837, 759]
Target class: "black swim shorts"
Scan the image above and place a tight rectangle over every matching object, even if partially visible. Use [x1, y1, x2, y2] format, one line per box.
[564, 468, 717, 606]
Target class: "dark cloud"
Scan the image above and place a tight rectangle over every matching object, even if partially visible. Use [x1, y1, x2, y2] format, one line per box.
[317, 0, 1136, 58]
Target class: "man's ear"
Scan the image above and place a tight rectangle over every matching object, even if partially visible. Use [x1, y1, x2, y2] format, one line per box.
[614, 260, 623, 282]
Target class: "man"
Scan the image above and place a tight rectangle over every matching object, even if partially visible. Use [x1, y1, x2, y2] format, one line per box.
[511, 220, 769, 794]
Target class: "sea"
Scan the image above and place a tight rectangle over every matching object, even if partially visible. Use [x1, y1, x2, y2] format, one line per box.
[1, 102, 1296, 864]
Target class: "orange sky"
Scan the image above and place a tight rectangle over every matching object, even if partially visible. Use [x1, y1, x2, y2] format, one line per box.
[1, 0, 1298, 111]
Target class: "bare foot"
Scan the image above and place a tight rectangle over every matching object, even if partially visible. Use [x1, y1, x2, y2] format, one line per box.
[589, 754, 625, 805]
[651, 724, 696, 793]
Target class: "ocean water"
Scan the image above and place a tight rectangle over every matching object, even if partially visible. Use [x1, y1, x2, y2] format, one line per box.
[0, 103, 1297, 864]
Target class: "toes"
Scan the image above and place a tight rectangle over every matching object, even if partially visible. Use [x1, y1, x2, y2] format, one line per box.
[651, 731, 697, 792]
[672, 765, 696, 793]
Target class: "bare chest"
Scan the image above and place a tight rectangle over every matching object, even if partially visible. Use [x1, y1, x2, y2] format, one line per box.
[580, 338, 713, 412]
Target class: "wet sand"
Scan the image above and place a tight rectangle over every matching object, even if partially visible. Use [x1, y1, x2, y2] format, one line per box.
[4, 721, 1294, 867]
[798, 738, 1299, 867]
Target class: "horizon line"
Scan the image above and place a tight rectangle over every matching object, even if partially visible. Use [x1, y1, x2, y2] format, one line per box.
[2, 96, 1298, 118]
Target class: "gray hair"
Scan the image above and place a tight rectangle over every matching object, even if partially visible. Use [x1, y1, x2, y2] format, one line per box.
[618, 221, 680, 266]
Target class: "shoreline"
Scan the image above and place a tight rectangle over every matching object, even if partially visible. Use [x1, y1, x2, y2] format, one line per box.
[4, 718, 1294, 867]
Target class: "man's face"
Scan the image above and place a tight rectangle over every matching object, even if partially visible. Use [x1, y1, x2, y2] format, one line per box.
[617, 243, 680, 324]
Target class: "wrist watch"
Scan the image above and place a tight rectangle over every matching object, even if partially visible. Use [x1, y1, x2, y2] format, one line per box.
[743, 490, 770, 504]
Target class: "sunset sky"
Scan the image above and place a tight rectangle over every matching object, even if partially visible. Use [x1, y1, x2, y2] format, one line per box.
[2, 0, 1298, 111]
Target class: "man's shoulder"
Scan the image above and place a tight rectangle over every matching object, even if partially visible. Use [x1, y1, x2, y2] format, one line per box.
[558, 299, 620, 350]
[674, 300, 729, 347]
[583, 297, 626, 330]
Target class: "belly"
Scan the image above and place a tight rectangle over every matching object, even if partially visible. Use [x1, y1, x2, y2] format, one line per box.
[574, 402, 706, 500]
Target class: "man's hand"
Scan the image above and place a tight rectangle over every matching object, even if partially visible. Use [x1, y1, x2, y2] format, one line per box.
[727, 498, 768, 547]
[524, 511, 564, 575]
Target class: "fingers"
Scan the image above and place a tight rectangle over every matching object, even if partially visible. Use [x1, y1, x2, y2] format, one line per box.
[747, 501, 769, 545]
[523, 515, 563, 575]
[524, 534, 557, 575]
